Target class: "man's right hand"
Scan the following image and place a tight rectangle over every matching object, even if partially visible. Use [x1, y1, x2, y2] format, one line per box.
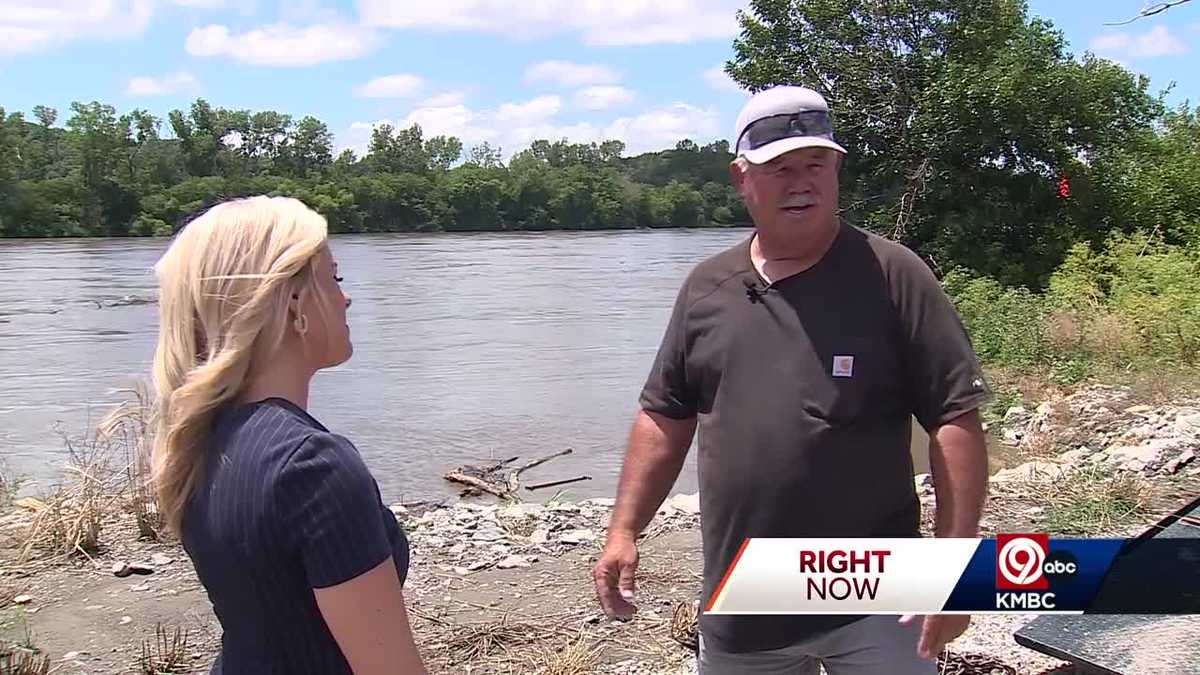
[593, 535, 639, 620]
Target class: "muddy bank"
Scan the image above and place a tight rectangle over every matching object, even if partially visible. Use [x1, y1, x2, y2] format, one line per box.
[3, 383, 1199, 674]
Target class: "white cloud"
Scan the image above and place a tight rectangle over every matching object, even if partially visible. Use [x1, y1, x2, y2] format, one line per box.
[186, 19, 377, 66]
[359, 0, 743, 46]
[496, 95, 562, 123]
[418, 91, 467, 107]
[604, 103, 721, 154]
[127, 71, 200, 96]
[1089, 25, 1191, 60]
[0, 0, 153, 56]
[574, 86, 636, 110]
[525, 60, 621, 87]
[336, 98, 721, 159]
[703, 65, 743, 92]
[355, 73, 424, 98]
[170, 0, 226, 7]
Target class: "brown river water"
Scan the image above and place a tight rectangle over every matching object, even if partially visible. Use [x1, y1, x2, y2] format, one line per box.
[0, 229, 1006, 503]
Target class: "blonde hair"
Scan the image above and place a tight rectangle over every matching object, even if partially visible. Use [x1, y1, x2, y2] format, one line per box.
[151, 195, 328, 534]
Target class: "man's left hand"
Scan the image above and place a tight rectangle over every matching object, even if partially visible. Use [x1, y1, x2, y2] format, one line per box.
[898, 614, 971, 660]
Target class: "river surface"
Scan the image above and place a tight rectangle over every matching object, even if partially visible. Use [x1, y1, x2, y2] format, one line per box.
[0, 228, 987, 503]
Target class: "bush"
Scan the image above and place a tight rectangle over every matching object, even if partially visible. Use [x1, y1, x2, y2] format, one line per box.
[948, 229, 1200, 380]
[943, 270, 1050, 368]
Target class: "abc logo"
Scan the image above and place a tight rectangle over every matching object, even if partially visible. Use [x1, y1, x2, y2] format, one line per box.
[1043, 551, 1079, 585]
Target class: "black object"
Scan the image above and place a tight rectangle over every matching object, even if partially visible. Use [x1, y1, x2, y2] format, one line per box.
[1014, 495, 1200, 674]
[744, 279, 768, 304]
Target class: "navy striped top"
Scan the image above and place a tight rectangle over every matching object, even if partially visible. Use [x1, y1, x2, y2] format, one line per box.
[182, 397, 410, 674]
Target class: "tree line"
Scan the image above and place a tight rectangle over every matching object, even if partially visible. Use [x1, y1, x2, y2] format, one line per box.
[1, 0, 1197, 292]
[0, 100, 748, 243]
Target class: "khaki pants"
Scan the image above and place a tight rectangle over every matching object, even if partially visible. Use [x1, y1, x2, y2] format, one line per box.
[698, 616, 938, 675]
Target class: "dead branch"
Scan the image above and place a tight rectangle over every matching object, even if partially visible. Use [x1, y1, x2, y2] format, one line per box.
[515, 448, 573, 476]
[1106, 0, 1193, 25]
[525, 475, 592, 492]
[444, 471, 510, 498]
[444, 448, 577, 500]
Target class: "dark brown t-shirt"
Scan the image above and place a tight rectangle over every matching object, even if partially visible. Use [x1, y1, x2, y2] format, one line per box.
[639, 222, 989, 653]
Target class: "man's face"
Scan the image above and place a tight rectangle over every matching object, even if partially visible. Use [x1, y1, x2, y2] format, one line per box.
[733, 147, 841, 235]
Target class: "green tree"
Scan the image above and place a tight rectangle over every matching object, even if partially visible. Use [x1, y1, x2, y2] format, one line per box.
[728, 0, 1160, 285]
[425, 135, 463, 172]
[284, 116, 333, 178]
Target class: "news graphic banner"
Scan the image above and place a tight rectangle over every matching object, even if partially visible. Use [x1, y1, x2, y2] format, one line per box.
[704, 535, 1200, 615]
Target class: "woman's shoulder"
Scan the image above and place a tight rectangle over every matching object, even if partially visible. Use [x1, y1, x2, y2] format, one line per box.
[212, 398, 367, 479]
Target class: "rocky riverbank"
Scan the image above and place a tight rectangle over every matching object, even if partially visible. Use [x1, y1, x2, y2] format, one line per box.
[2, 383, 1198, 674]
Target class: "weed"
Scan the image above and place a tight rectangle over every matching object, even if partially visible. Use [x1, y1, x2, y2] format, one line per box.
[1042, 465, 1148, 536]
[138, 623, 191, 675]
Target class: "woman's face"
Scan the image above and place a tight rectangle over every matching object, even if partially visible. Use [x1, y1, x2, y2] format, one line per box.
[303, 245, 353, 369]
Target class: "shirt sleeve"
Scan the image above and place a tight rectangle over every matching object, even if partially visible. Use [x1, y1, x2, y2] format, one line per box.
[276, 432, 394, 589]
[638, 276, 698, 419]
[891, 250, 992, 431]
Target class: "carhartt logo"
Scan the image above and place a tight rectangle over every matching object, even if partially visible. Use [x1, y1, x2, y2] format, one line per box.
[832, 355, 854, 378]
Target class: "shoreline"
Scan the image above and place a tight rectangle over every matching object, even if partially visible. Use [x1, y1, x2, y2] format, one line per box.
[3, 381, 1199, 674]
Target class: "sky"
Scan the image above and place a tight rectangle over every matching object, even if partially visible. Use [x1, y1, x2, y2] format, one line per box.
[1, 0, 1197, 159]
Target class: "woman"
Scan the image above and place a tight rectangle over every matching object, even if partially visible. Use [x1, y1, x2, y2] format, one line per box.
[148, 196, 426, 674]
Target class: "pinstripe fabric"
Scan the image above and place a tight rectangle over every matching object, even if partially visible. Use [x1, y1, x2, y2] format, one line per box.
[182, 397, 410, 674]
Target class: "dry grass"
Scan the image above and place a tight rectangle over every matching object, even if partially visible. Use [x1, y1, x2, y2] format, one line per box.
[532, 635, 603, 675]
[937, 650, 1017, 675]
[0, 648, 49, 675]
[98, 385, 162, 541]
[137, 623, 191, 675]
[15, 387, 163, 562]
[669, 601, 698, 652]
[18, 432, 114, 561]
[1040, 465, 1149, 536]
[424, 613, 585, 669]
[0, 575, 18, 611]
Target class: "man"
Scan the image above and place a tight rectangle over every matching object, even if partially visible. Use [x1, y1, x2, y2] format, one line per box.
[592, 85, 990, 674]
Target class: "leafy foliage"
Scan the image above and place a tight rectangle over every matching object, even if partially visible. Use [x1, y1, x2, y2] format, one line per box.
[728, 0, 1163, 286]
[0, 101, 747, 238]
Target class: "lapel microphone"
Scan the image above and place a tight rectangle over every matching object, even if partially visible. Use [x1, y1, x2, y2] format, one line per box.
[744, 278, 768, 304]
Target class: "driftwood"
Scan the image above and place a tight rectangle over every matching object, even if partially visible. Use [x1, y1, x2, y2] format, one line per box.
[443, 448, 577, 501]
[444, 471, 510, 498]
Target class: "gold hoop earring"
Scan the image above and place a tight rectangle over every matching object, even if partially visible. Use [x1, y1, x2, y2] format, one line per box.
[294, 314, 308, 335]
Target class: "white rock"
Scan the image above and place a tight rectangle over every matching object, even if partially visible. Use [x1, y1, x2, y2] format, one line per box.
[1175, 411, 1200, 437]
[448, 543, 467, 556]
[119, 616, 132, 625]
[498, 503, 546, 520]
[389, 504, 408, 518]
[1002, 428, 1024, 445]
[62, 652, 82, 661]
[150, 553, 173, 567]
[1163, 449, 1196, 475]
[582, 497, 616, 508]
[560, 528, 597, 545]
[664, 493, 700, 515]
[472, 526, 506, 542]
[1036, 402, 1054, 415]
[13, 594, 31, 605]
[1057, 449, 1091, 466]
[529, 528, 550, 545]
[496, 555, 538, 570]
[990, 461, 1066, 483]
[914, 473, 933, 488]
[1105, 438, 1180, 470]
[422, 536, 447, 548]
[1003, 406, 1029, 423]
